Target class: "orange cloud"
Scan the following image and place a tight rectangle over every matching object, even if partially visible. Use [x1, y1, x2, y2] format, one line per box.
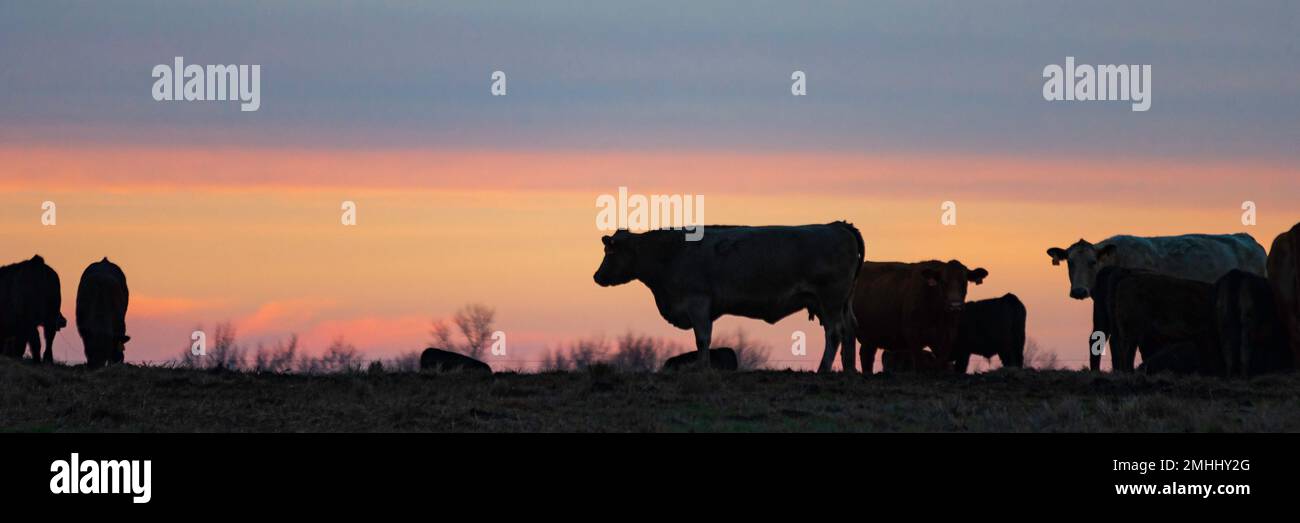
[3, 146, 1296, 209]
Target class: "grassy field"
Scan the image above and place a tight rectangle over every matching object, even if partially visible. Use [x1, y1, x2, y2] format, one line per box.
[3, 358, 1299, 432]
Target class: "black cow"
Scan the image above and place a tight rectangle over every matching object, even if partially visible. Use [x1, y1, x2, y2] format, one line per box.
[952, 293, 1026, 373]
[419, 347, 491, 373]
[1091, 267, 1218, 374]
[1215, 269, 1292, 377]
[594, 222, 864, 372]
[662, 347, 737, 371]
[0, 255, 66, 363]
[76, 258, 130, 368]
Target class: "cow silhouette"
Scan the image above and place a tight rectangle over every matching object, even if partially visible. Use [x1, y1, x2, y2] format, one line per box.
[419, 347, 491, 373]
[0, 255, 66, 363]
[76, 258, 130, 368]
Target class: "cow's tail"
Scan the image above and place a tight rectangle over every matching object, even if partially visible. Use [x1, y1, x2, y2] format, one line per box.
[838, 221, 865, 368]
[832, 220, 866, 278]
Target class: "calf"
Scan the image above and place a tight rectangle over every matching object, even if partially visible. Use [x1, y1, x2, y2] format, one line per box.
[662, 347, 737, 371]
[419, 347, 491, 373]
[952, 293, 1026, 373]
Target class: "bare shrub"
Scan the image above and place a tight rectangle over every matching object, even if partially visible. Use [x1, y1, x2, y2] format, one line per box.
[299, 336, 364, 374]
[431, 303, 496, 359]
[177, 322, 244, 370]
[540, 336, 610, 371]
[1024, 338, 1060, 370]
[383, 350, 423, 373]
[608, 332, 674, 372]
[252, 334, 300, 373]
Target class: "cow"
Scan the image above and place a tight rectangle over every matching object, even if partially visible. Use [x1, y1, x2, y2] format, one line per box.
[1267, 222, 1300, 368]
[1090, 266, 1218, 374]
[853, 260, 988, 374]
[0, 255, 67, 363]
[952, 293, 1026, 373]
[662, 347, 737, 371]
[594, 222, 864, 372]
[1214, 269, 1292, 377]
[1046, 233, 1266, 301]
[419, 347, 492, 373]
[76, 258, 130, 368]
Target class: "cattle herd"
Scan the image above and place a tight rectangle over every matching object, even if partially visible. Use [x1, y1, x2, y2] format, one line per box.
[4, 221, 1299, 378]
[595, 221, 1300, 377]
[0, 257, 129, 368]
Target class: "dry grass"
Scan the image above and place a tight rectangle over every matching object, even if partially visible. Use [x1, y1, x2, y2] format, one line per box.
[2, 358, 1298, 432]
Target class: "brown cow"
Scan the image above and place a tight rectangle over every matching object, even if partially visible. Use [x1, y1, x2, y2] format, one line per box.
[853, 260, 988, 374]
[1267, 222, 1300, 368]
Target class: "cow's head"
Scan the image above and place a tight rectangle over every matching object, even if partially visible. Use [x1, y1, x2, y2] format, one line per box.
[920, 260, 988, 312]
[1046, 239, 1117, 299]
[594, 230, 638, 287]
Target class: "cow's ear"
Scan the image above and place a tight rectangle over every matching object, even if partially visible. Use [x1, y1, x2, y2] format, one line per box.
[922, 269, 940, 286]
[1097, 244, 1117, 260]
[968, 268, 988, 285]
[1046, 247, 1067, 266]
[601, 235, 613, 246]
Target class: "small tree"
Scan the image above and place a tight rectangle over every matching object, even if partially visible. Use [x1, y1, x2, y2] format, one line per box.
[431, 303, 496, 359]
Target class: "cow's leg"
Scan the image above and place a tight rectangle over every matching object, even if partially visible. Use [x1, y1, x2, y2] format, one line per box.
[42, 325, 56, 364]
[817, 310, 842, 373]
[1111, 335, 1137, 373]
[839, 303, 858, 374]
[693, 322, 713, 368]
[827, 324, 849, 373]
[859, 345, 877, 375]
[26, 328, 41, 362]
[687, 300, 713, 369]
[820, 308, 853, 374]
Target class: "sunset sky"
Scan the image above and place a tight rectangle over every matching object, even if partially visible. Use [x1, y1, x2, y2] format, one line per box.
[2, 2, 1298, 368]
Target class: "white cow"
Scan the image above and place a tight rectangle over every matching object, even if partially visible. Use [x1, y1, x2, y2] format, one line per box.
[1046, 233, 1267, 300]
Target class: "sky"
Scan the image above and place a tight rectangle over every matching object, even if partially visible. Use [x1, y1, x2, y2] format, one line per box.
[1, 1, 1298, 369]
